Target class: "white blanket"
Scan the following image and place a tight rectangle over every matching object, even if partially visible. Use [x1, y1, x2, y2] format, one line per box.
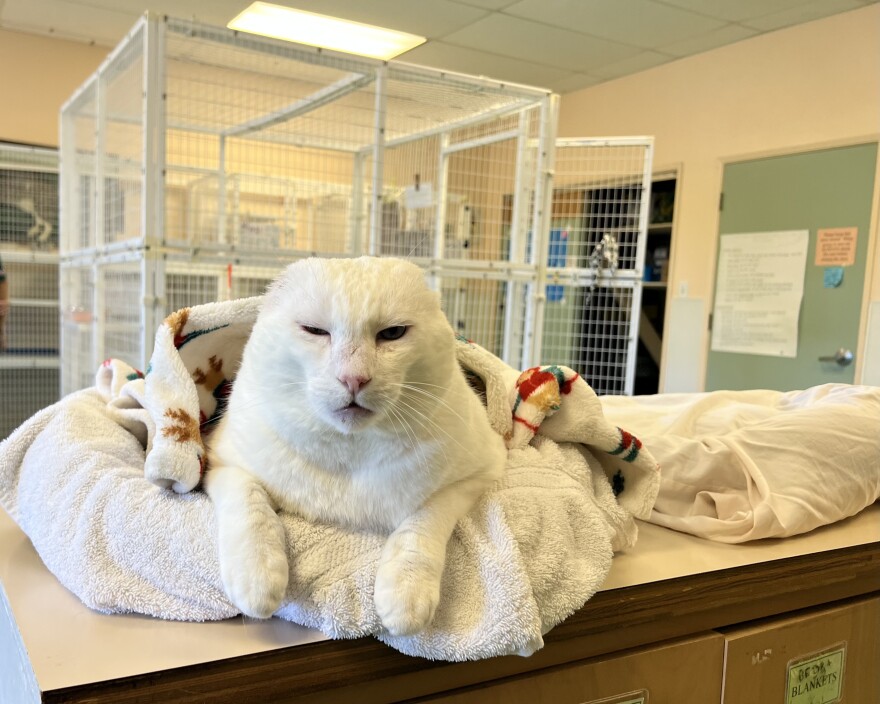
[0, 296, 660, 661]
[601, 385, 880, 543]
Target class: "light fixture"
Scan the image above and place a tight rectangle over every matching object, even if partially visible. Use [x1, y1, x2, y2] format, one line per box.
[228, 2, 426, 60]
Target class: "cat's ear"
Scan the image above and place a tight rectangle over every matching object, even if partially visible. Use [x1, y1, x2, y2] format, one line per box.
[264, 260, 314, 311]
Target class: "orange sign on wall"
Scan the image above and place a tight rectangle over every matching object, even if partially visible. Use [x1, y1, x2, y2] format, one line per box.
[815, 228, 858, 266]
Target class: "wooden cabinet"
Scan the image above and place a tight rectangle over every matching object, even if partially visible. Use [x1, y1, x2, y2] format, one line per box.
[721, 596, 880, 704]
[419, 633, 724, 703]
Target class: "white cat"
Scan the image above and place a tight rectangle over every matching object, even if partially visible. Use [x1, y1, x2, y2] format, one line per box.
[204, 256, 506, 636]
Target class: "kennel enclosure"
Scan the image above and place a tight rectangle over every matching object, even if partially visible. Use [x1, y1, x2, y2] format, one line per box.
[59, 15, 652, 398]
[0, 143, 61, 438]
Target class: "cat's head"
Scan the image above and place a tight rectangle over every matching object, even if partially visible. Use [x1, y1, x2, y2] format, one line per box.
[251, 256, 455, 435]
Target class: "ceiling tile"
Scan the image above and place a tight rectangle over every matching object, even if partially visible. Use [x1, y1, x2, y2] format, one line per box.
[505, 0, 727, 48]
[548, 72, 604, 94]
[242, 0, 490, 38]
[441, 13, 639, 71]
[658, 24, 759, 57]
[1, 0, 871, 95]
[657, 0, 818, 23]
[450, 0, 520, 9]
[741, 0, 866, 30]
[401, 40, 568, 89]
[589, 50, 673, 79]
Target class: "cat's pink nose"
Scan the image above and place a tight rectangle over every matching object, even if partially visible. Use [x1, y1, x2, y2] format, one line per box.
[339, 374, 371, 395]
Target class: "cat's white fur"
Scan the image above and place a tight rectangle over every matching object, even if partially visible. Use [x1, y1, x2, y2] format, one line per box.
[204, 256, 506, 635]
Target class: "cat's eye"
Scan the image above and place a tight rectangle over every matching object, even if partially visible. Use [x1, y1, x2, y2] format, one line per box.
[378, 325, 408, 341]
[301, 325, 329, 336]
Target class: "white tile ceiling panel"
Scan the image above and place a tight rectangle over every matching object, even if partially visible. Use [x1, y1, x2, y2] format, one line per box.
[454, 0, 520, 9]
[1, 0, 876, 94]
[742, 0, 867, 30]
[548, 72, 604, 94]
[589, 49, 674, 80]
[658, 24, 760, 58]
[441, 13, 639, 71]
[401, 40, 568, 90]
[506, 0, 727, 48]
[61, 0, 244, 21]
[657, 0, 822, 23]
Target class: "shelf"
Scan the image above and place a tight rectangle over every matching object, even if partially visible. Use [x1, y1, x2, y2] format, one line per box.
[0, 355, 60, 369]
[648, 222, 673, 233]
[10, 299, 59, 309]
[642, 281, 668, 289]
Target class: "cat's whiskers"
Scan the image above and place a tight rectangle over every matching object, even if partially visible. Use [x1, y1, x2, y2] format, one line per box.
[385, 404, 432, 477]
[392, 396, 453, 464]
[395, 383, 470, 427]
[382, 403, 406, 448]
[395, 395, 468, 459]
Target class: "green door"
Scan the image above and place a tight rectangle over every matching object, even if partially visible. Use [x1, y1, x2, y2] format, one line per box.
[706, 143, 877, 391]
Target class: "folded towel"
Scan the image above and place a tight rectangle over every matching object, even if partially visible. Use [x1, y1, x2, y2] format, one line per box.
[0, 296, 660, 661]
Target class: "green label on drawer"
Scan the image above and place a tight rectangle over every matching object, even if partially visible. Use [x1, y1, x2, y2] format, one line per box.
[786, 644, 846, 704]
[582, 694, 646, 704]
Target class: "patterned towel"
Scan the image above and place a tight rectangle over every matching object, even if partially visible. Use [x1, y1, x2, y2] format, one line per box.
[0, 295, 660, 661]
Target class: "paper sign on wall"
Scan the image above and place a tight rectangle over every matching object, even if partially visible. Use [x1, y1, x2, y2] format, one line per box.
[711, 230, 809, 358]
[815, 227, 857, 266]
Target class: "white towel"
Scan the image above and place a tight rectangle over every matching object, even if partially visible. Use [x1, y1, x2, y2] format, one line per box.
[0, 296, 660, 661]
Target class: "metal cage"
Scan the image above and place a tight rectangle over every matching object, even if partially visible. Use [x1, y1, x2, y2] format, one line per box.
[59, 15, 652, 399]
[0, 143, 61, 438]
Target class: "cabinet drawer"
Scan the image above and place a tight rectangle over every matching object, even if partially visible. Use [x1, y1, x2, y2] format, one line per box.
[420, 632, 724, 704]
[721, 596, 880, 704]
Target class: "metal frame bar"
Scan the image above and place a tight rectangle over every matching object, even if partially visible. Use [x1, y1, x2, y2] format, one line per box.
[432, 133, 450, 289]
[92, 40, 108, 369]
[441, 128, 520, 156]
[502, 110, 535, 368]
[222, 73, 374, 138]
[349, 152, 366, 255]
[522, 94, 559, 369]
[142, 15, 166, 363]
[376, 103, 535, 153]
[368, 66, 387, 256]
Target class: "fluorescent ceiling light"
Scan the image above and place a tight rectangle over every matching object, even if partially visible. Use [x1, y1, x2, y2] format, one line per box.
[228, 2, 426, 60]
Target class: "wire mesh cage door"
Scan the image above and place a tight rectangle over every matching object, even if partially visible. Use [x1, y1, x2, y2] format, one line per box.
[537, 137, 654, 395]
[0, 143, 61, 438]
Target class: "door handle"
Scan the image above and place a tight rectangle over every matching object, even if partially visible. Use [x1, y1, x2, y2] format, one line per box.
[818, 348, 854, 366]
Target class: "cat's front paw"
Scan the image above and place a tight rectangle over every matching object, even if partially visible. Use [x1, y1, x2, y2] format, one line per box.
[217, 508, 289, 619]
[221, 543, 289, 619]
[374, 533, 442, 636]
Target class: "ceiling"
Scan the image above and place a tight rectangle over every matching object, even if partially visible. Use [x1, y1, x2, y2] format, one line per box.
[1, 0, 876, 94]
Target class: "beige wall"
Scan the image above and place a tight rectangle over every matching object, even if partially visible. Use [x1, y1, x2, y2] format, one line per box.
[559, 4, 880, 390]
[0, 29, 108, 146]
